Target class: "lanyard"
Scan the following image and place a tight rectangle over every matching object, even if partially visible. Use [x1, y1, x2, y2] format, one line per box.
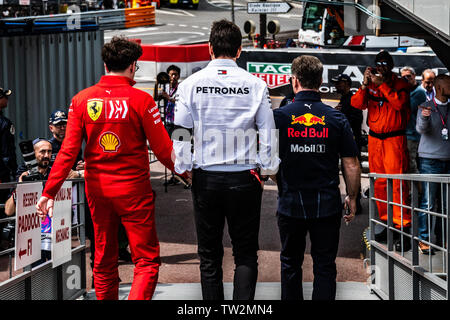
[433, 98, 449, 128]
[169, 83, 178, 97]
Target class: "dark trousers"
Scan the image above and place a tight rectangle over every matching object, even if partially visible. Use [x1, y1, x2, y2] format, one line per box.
[192, 169, 263, 300]
[277, 213, 341, 300]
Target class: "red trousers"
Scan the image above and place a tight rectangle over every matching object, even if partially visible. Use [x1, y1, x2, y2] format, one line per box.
[368, 135, 411, 228]
[87, 192, 160, 300]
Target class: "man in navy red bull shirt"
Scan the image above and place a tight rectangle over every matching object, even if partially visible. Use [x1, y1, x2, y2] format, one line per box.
[273, 55, 361, 300]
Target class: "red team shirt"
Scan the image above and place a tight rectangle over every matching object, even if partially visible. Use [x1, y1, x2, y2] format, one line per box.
[43, 75, 174, 199]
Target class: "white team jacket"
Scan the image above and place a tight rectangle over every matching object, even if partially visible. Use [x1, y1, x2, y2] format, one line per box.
[173, 58, 280, 175]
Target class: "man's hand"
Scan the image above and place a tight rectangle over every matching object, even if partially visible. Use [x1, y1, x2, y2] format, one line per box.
[269, 174, 277, 183]
[185, 170, 192, 185]
[161, 91, 170, 100]
[36, 196, 54, 219]
[76, 160, 85, 170]
[343, 195, 356, 224]
[370, 73, 383, 87]
[18, 171, 29, 182]
[67, 170, 79, 179]
[420, 105, 432, 117]
[362, 67, 373, 86]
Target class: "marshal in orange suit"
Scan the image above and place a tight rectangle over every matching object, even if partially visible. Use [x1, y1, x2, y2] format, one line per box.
[351, 51, 411, 244]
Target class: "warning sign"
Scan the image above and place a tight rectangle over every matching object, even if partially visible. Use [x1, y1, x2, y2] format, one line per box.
[52, 182, 72, 268]
[14, 182, 42, 271]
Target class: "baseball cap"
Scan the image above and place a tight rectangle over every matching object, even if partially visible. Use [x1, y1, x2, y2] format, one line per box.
[331, 74, 352, 84]
[32, 137, 49, 146]
[49, 110, 68, 125]
[0, 88, 12, 98]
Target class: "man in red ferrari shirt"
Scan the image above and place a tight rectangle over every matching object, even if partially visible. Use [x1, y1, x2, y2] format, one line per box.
[36, 37, 175, 300]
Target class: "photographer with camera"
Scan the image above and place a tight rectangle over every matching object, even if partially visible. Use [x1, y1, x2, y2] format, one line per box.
[351, 50, 411, 251]
[154, 65, 185, 187]
[4, 138, 79, 265]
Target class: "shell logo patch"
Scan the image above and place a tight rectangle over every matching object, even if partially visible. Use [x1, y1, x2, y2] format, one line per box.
[87, 99, 103, 121]
[99, 131, 121, 152]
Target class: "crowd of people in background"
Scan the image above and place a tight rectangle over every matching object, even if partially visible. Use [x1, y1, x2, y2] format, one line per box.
[330, 52, 449, 254]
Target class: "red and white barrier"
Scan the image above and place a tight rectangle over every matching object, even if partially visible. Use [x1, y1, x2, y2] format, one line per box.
[135, 43, 211, 82]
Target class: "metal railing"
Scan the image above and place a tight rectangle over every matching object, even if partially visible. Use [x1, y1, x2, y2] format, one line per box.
[368, 173, 450, 300]
[0, 179, 87, 300]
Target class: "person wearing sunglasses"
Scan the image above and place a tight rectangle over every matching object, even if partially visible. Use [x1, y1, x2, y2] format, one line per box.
[351, 50, 412, 252]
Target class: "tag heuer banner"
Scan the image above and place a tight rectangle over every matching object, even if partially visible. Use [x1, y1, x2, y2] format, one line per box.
[247, 62, 291, 89]
[238, 49, 447, 99]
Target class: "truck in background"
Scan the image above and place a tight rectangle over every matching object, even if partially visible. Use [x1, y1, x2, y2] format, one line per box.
[298, 1, 426, 51]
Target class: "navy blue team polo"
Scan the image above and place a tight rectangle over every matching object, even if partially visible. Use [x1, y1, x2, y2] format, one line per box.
[273, 90, 358, 219]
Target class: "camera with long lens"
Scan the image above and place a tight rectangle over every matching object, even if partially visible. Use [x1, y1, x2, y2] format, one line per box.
[19, 140, 40, 182]
[156, 71, 170, 100]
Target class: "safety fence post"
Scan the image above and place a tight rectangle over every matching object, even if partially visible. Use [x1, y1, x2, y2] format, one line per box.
[411, 178, 420, 300]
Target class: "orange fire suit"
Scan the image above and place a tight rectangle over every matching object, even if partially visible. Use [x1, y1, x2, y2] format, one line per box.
[42, 75, 174, 299]
[351, 73, 411, 228]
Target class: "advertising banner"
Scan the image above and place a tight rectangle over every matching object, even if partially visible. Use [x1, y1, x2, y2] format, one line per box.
[238, 49, 448, 99]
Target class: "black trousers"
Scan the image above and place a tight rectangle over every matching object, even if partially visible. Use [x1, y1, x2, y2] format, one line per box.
[277, 213, 341, 300]
[192, 169, 263, 300]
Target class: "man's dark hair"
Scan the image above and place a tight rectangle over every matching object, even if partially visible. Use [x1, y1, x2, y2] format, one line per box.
[291, 55, 323, 90]
[375, 50, 394, 68]
[209, 19, 242, 58]
[167, 65, 181, 75]
[101, 36, 143, 72]
[434, 74, 450, 87]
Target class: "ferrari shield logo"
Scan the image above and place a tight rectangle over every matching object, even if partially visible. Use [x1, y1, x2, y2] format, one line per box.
[87, 99, 103, 121]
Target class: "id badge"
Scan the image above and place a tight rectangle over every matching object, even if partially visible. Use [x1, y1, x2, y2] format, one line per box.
[442, 128, 449, 141]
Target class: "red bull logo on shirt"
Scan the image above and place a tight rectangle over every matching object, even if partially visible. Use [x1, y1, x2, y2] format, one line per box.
[291, 113, 325, 126]
[289, 113, 328, 138]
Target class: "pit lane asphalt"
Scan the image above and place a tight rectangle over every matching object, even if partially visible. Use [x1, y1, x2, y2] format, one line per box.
[82, 160, 372, 298]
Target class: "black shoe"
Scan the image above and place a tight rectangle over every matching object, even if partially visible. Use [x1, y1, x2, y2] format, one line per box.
[395, 238, 411, 252]
[118, 248, 132, 263]
[374, 225, 387, 242]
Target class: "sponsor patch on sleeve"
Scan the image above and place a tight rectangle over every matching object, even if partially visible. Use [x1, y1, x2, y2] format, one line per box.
[147, 103, 161, 124]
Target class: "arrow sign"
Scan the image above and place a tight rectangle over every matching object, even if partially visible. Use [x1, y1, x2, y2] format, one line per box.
[247, 2, 293, 14]
[19, 248, 27, 259]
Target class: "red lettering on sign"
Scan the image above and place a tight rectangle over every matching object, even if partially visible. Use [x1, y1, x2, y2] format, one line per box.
[54, 187, 72, 202]
[22, 192, 38, 208]
[17, 212, 41, 234]
[55, 227, 70, 243]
